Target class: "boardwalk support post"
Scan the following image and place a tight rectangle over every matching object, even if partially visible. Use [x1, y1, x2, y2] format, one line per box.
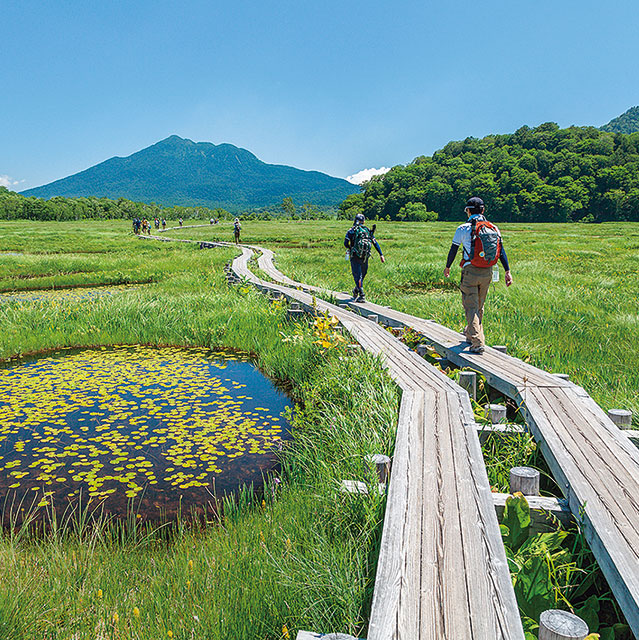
[485, 403, 507, 424]
[608, 409, 633, 429]
[287, 303, 305, 322]
[493, 345, 508, 354]
[366, 454, 391, 483]
[459, 371, 477, 400]
[554, 373, 570, 381]
[509, 467, 540, 496]
[538, 609, 589, 639]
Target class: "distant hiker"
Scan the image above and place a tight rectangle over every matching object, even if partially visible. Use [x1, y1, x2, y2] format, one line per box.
[444, 197, 513, 354]
[141, 218, 148, 234]
[344, 213, 385, 303]
[179, 218, 183, 227]
[132, 218, 140, 234]
[233, 218, 242, 244]
[161, 218, 166, 230]
[210, 218, 214, 225]
[155, 218, 160, 229]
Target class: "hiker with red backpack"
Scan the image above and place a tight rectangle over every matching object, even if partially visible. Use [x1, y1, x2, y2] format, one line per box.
[344, 213, 385, 303]
[444, 197, 513, 354]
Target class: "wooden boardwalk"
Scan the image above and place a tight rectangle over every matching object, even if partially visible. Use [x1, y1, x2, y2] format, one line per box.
[249, 246, 639, 638]
[146, 231, 638, 638]
[230, 246, 524, 639]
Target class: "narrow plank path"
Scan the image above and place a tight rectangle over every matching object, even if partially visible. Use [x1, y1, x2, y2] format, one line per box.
[230, 246, 525, 639]
[250, 245, 639, 638]
[142, 233, 527, 637]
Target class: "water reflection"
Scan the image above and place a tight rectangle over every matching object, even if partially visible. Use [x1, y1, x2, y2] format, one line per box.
[0, 345, 291, 521]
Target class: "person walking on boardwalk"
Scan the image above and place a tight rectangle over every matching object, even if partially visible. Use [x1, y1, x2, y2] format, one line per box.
[444, 197, 512, 354]
[344, 213, 385, 303]
[233, 218, 242, 244]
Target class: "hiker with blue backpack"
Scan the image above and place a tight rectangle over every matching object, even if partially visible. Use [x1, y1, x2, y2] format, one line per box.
[444, 197, 513, 354]
[344, 213, 385, 303]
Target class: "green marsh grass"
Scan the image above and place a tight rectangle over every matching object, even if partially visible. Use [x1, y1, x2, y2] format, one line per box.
[1, 219, 636, 637]
[0, 220, 399, 638]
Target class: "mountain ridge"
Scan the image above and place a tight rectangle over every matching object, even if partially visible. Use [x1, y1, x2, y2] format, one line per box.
[600, 106, 639, 134]
[20, 136, 359, 209]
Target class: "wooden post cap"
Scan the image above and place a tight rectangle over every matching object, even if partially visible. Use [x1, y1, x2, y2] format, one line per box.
[366, 454, 391, 483]
[554, 373, 570, 380]
[367, 314, 379, 324]
[485, 403, 507, 424]
[493, 345, 508, 353]
[608, 409, 633, 429]
[509, 466, 540, 496]
[539, 609, 589, 639]
[459, 371, 477, 400]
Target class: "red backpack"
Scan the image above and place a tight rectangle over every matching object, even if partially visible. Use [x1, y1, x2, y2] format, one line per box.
[462, 218, 502, 268]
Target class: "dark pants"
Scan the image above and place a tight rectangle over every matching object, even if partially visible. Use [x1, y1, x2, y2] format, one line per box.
[350, 258, 369, 295]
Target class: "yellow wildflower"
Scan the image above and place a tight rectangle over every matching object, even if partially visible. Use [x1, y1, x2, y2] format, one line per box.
[133, 606, 140, 619]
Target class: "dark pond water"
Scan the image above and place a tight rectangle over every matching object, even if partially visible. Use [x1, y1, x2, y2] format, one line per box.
[0, 345, 291, 522]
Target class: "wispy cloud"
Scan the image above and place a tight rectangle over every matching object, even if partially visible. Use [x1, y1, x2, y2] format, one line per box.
[345, 167, 391, 185]
[0, 174, 23, 190]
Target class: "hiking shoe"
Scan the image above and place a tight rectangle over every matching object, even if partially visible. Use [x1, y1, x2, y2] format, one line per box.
[355, 294, 366, 303]
[468, 345, 485, 354]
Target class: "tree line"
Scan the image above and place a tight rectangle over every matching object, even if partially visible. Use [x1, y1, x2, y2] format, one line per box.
[0, 188, 337, 222]
[339, 123, 639, 223]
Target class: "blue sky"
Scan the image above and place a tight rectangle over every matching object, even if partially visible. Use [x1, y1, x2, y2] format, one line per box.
[2, 0, 638, 190]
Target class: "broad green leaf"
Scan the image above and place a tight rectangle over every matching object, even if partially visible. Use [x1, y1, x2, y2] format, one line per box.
[502, 493, 531, 551]
[514, 555, 554, 620]
[575, 594, 600, 632]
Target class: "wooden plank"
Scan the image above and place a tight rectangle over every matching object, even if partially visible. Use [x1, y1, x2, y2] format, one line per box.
[520, 387, 639, 634]
[368, 390, 422, 639]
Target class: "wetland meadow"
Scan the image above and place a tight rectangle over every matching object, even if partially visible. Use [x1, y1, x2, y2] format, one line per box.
[1, 218, 638, 638]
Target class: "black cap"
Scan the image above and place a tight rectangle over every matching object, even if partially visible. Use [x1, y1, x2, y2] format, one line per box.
[465, 196, 484, 211]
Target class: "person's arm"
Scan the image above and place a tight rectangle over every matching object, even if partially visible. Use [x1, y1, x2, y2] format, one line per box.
[499, 245, 513, 286]
[443, 243, 459, 277]
[372, 238, 385, 262]
[344, 229, 353, 249]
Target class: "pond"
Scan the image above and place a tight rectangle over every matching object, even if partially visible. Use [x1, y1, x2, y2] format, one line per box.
[0, 345, 291, 522]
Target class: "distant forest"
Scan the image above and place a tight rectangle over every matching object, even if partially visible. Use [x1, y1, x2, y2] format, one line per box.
[340, 123, 639, 222]
[0, 189, 334, 221]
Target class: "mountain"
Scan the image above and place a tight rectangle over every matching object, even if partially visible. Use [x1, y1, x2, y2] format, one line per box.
[20, 136, 359, 209]
[600, 106, 639, 134]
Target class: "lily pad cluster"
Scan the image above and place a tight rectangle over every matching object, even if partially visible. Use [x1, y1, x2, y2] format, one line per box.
[0, 345, 290, 516]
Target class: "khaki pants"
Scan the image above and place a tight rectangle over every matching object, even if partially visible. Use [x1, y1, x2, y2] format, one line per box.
[460, 265, 492, 348]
